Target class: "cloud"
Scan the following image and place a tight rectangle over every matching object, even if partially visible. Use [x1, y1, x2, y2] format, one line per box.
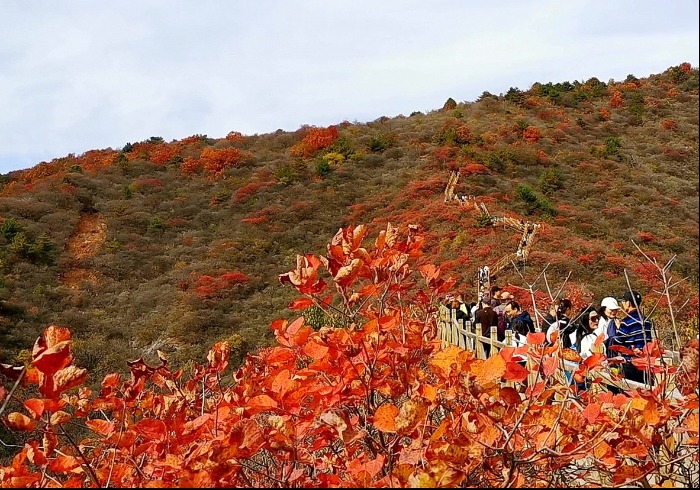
[1, 0, 697, 173]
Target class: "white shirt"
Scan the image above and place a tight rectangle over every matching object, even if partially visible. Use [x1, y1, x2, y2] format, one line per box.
[512, 332, 528, 362]
[580, 333, 606, 360]
[546, 320, 574, 345]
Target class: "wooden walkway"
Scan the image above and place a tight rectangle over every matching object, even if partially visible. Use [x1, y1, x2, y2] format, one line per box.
[436, 305, 682, 397]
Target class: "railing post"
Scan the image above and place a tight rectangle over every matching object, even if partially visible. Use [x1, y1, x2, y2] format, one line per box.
[457, 318, 466, 350]
[465, 321, 473, 350]
[451, 310, 458, 348]
[475, 323, 484, 359]
[490, 326, 498, 358]
[505, 330, 514, 347]
[437, 306, 445, 347]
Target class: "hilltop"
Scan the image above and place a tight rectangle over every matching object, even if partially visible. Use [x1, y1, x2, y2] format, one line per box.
[0, 63, 698, 380]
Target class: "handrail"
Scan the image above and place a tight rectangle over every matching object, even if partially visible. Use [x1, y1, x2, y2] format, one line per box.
[436, 305, 683, 399]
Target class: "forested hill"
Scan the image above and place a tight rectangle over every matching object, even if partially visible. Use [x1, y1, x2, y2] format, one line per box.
[0, 63, 698, 379]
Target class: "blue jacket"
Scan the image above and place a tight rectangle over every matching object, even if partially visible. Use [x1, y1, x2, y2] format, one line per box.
[611, 309, 652, 358]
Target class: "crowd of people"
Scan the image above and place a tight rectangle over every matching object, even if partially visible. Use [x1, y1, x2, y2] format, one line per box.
[443, 286, 655, 385]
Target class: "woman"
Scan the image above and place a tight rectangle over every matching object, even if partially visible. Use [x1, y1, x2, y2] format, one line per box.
[545, 298, 573, 346]
[579, 306, 605, 359]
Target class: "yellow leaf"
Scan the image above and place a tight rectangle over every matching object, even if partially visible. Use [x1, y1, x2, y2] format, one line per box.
[429, 346, 462, 378]
[473, 355, 506, 388]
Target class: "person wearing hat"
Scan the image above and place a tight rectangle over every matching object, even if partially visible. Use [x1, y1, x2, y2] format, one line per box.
[610, 290, 654, 384]
[598, 297, 621, 350]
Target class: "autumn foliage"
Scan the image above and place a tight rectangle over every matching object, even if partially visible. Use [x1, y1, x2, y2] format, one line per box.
[290, 126, 340, 159]
[1, 224, 697, 488]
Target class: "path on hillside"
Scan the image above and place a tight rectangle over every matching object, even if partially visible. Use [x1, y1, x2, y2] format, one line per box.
[60, 213, 106, 290]
[444, 170, 540, 299]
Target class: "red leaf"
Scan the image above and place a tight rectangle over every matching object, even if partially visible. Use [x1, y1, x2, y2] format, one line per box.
[288, 297, 314, 310]
[527, 332, 546, 345]
[542, 355, 558, 377]
[86, 419, 115, 437]
[48, 455, 81, 473]
[23, 399, 45, 419]
[134, 419, 167, 442]
[582, 403, 601, 424]
[503, 361, 529, 382]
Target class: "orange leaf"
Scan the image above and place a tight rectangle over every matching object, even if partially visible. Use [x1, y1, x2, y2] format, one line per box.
[49, 411, 71, 426]
[4, 412, 37, 431]
[374, 404, 399, 432]
[271, 369, 293, 398]
[246, 394, 278, 414]
[395, 399, 427, 434]
[302, 341, 329, 360]
[419, 384, 438, 402]
[429, 345, 462, 378]
[86, 419, 115, 437]
[48, 455, 81, 473]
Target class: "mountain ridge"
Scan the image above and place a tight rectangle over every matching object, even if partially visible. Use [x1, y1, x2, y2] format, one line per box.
[0, 62, 697, 379]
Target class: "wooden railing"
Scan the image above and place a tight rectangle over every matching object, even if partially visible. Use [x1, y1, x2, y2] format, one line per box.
[436, 305, 682, 398]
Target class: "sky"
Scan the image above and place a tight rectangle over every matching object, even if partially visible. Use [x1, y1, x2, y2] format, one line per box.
[1, 0, 698, 174]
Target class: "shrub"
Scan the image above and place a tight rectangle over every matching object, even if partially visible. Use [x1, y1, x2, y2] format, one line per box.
[368, 133, 394, 153]
[538, 167, 564, 195]
[290, 126, 340, 159]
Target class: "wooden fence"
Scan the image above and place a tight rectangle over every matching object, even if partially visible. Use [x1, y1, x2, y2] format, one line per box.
[436, 305, 682, 397]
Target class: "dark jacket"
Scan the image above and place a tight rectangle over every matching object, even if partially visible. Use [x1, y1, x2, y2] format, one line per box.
[511, 311, 535, 336]
[476, 306, 499, 337]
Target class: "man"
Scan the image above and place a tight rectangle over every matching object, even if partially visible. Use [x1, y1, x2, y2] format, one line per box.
[504, 301, 535, 336]
[611, 290, 653, 384]
[475, 299, 499, 357]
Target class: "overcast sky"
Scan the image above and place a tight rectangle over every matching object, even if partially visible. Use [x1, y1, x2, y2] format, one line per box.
[1, 0, 698, 174]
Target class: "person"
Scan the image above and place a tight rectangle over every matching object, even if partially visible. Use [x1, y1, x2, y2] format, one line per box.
[446, 294, 470, 324]
[598, 297, 621, 350]
[569, 306, 604, 391]
[579, 307, 605, 360]
[475, 299, 499, 358]
[544, 299, 573, 346]
[493, 292, 512, 339]
[504, 301, 535, 334]
[493, 291, 512, 315]
[611, 290, 654, 384]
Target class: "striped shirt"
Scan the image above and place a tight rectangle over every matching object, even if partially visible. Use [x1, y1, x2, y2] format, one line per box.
[611, 310, 652, 357]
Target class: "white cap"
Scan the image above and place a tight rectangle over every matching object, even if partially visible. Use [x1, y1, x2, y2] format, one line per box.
[601, 297, 620, 310]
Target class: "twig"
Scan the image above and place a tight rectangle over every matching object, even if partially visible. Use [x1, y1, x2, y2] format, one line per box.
[0, 366, 26, 418]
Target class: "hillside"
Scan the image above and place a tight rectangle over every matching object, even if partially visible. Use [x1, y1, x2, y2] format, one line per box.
[0, 63, 698, 381]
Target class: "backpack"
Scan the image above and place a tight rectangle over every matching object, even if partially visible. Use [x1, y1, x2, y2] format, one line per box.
[496, 310, 507, 341]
